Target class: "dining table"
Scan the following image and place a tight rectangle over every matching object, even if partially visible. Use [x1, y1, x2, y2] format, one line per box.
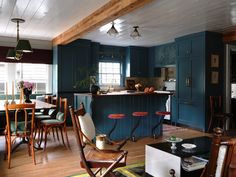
[0, 99, 56, 112]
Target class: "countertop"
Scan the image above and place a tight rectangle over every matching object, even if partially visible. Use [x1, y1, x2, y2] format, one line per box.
[74, 90, 174, 96]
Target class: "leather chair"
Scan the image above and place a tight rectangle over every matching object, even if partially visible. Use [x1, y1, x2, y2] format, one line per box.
[201, 127, 236, 177]
[39, 97, 69, 151]
[69, 105, 128, 177]
[70, 102, 127, 151]
[4, 103, 36, 168]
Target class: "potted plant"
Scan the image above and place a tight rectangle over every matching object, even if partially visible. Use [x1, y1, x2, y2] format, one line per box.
[75, 66, 100, 94]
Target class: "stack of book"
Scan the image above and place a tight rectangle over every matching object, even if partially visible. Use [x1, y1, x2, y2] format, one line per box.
[182, 156, 208, 171]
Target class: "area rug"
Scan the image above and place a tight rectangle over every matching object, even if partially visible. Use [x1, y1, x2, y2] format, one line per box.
[163, 124, 186, 132]
[68, 162, 149, 177]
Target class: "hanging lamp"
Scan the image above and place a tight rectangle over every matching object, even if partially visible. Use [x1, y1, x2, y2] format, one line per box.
[6, 18, 32, 60]
[130, 26, 141, 39]
[107, 22, 119, 36]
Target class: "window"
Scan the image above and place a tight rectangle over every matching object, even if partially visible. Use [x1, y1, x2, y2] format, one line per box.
[98, 62, 121, 86]
[0, 62, 52, 94]
[0, 63, 7, 94]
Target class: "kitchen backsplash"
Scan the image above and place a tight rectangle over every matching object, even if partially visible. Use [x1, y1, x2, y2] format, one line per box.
[126, 67, 176, 90]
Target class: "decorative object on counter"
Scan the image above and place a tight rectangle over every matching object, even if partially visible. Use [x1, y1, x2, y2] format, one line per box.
[17, 81, 35, 103]
[125, 79, 135, 90]
[135, 83, 142, 92]
[144, 86, 155, 93]
[90, 84, 100, 94]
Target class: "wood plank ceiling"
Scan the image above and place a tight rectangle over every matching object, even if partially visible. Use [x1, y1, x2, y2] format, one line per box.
[1, 0, 236, 47]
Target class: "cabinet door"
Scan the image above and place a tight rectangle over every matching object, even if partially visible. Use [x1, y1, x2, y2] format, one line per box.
[59, 46, 76, 92]
[130, 47, 148, 77]
[177, 40, 191, 57]
[178, 57, 192, 101]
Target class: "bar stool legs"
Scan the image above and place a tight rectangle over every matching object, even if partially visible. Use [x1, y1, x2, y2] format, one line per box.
[108, 114, 125, 140]
[130, 112, 148, 142]
[152, 111, 170, 139]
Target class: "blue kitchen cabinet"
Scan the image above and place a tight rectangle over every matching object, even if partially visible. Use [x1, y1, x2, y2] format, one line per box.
[175, 31, 223, 131]
[56, 39, 92, 93]
[126, 46, 148, 77]
[154, 42, 176, 67]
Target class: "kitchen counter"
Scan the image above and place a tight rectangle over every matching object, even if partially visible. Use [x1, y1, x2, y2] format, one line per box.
[74, 91, 172, 140]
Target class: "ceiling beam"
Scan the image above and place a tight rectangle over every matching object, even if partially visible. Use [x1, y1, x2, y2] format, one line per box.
[52, 0, 153, 45]
[223, 31, 236, 43]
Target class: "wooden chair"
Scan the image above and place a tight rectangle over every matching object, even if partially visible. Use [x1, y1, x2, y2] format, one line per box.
[201, 127, 236, 177]
[208, 96, 233, 133]
[69, 105, 128, 177]
[39, 97, 69, 151]
[4, 103, 36, 169]
[71, 102, 127, 151]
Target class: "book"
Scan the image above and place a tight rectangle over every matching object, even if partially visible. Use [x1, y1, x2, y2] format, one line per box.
[182, 156, 208, 171]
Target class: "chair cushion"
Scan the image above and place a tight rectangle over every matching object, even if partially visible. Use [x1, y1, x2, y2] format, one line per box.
[10, 121, 30, 134]
[41, 119, 62, 125]
[215, 145, 227, 177]
[56, 112, 64, 121]
[48, 109, 57, 117]
[78, 113, 96, 142]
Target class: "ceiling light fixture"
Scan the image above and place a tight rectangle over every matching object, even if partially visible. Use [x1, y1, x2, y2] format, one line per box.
[130, 26, 141, 39]
[6, 18, 33, 60]
[107, 22, 118, 36]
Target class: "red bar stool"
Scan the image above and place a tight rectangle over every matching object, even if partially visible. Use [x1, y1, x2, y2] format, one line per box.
[108, 113, 126, 139]
[130, 112, 148, 142]
[152, 111, 170, 139]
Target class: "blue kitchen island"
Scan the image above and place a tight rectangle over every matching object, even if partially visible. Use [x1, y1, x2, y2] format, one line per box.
[74, 91, 171, 140]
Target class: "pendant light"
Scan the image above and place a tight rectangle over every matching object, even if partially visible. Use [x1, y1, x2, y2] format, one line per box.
[130, 26, 141, 39]
[107, 22, 119, 36]
[6, 18, 32, 60]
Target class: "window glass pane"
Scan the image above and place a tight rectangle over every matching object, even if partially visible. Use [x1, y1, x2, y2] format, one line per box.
[98, 62, 121, 86]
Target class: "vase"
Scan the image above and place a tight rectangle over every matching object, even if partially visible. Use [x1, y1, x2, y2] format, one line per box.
[90, 84, 100, 94]
[23, 88, 32, 103]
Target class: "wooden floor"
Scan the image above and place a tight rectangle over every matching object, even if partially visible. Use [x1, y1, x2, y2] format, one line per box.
[0, 125, 208, 177]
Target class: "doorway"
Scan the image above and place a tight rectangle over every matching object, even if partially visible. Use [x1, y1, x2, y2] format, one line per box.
[225, 44, 236, 128]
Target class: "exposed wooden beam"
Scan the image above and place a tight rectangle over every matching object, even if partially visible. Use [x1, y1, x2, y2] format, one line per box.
[52, 0, 153, 45]
[223, 31, 236, 43]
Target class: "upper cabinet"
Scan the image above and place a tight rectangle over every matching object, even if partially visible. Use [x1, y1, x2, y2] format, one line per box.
[154, 42, 176, 67]
[53, 39, 92, 93]
[126, 46, 149, 77]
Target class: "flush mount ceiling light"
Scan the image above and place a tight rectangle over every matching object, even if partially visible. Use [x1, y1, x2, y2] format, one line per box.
[6, 18, 33, 60]
[107, 22, 119, 36]
[130, 26, 141, 39]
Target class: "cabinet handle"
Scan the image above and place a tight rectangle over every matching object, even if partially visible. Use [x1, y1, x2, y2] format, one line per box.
[185, 77, 191, 87]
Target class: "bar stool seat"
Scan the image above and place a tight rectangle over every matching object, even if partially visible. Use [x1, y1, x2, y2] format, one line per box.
[130, 112, 148, 142]
[152, 111, 170, 139]
[108, 113, 126, 139]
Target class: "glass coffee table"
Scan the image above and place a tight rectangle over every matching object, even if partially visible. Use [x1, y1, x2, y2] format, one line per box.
[145, 136, 211, 177]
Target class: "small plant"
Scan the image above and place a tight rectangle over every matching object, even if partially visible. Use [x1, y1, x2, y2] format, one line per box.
[75, 66, 98, 90]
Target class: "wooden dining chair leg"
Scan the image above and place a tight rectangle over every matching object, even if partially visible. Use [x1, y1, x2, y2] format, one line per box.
[52, 128, 55, 140]
[55, 127, 60, 141]
[59, 127, 66, 146]
[64, 126, 70, 148]
[31, 139, 36, 165]
[7, 139, 11, 169]
[44, 127, 49, 151]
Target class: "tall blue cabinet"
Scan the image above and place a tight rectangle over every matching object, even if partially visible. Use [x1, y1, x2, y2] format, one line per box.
[173, 32, 224, 131]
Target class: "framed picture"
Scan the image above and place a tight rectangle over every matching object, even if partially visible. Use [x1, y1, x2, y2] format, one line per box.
[211, 71, 219, 84]
[211, 54, 219, 68]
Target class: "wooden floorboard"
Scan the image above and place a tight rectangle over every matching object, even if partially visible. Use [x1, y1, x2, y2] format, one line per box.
[0, 125, 208, 177]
